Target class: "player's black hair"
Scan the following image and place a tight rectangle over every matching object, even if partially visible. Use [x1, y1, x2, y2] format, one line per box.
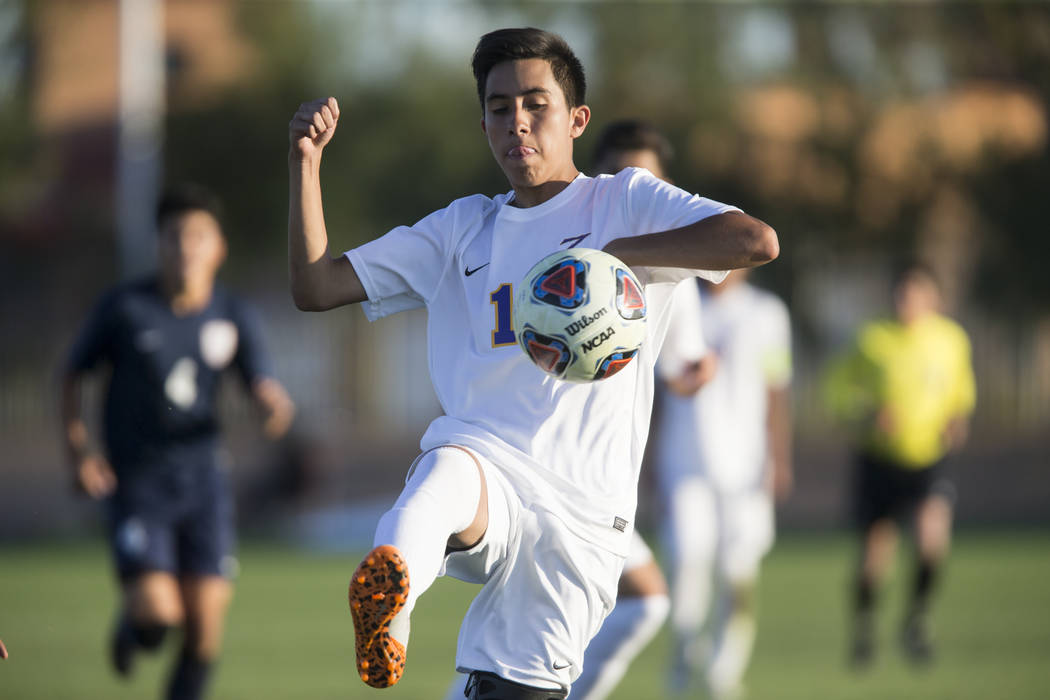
[891, 259, 940, 291]
[591, 120, 675, 174]
[472, 28, 586, 109]
[156, 183, 224, 230]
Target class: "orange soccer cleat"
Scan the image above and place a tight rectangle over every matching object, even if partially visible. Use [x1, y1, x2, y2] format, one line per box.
[348, 544, 410, 688]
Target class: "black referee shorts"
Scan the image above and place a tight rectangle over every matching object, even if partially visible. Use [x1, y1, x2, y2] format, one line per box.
[852, 451, 956, 530]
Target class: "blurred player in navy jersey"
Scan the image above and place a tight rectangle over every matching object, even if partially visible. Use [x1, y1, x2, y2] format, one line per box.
[60, 185, 294, 700]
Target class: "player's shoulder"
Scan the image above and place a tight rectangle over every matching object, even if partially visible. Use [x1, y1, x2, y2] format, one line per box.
[928, 313, 971, 346]
[447, 192, 502, 212]
[440, 192, 513, 223]
[208, 283, 260, 322]
[93, 276, 157, 313]
[592, 166, 661, 189]
[856, 317, 898, 352]
[421, 192, 504, 242]
[207, 282, 239, 310]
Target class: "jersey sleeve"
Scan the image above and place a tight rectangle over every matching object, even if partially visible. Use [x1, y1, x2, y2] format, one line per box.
[655, 280, 708, 381]
[606, 168, 740, 286]
[345, 200, 465, 322]
[230, 297, 276, 387]
[66, 289, 120, 373]
[760, 295, 793, 389]
[949, 324, 977, 417]
[822, 325, 880, 424]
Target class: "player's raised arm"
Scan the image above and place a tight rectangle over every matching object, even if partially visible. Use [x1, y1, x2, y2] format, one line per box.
[604, 211, 778, 272]
[288, 96, 367, 311]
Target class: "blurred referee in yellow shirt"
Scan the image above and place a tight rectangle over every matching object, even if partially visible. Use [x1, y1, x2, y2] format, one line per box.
[825, 261, 976, 668]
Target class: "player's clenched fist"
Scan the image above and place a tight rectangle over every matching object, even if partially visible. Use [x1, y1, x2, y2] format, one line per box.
[289, 97, 340, 159]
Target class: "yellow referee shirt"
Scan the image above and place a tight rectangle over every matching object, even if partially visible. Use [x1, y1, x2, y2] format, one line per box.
[825, 313, 976, 468]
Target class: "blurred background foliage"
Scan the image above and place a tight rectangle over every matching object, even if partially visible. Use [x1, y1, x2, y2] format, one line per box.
[5, 1, 1048, 311]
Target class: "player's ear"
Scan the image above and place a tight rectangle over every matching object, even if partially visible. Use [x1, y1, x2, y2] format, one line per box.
[569, 104, 590, 139]
[480, 114, 487, 135]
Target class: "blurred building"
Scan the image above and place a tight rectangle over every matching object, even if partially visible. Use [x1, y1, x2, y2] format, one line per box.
[10, 0, 255, 244]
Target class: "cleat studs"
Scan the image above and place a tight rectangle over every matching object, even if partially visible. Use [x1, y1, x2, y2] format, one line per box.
[360, 661, 369, 669]
[357, 575, 366, 584]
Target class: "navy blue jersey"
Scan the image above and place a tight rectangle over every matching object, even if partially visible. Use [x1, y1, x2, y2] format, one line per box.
[67, 277, 274, 474]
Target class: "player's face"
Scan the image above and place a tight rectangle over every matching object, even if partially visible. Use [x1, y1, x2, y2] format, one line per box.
[158, 210, 226, 290]
[481, 58, 590, 203]
[894, 274, 940, 324]
[594, 149, 667, 182]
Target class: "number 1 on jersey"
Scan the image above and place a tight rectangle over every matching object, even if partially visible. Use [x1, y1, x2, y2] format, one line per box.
[490, 284, 516, 347]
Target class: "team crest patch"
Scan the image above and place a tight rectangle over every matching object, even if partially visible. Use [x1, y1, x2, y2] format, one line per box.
[200, 319, 239, 369]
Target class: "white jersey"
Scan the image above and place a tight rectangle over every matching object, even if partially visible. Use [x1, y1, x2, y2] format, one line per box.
[347, 168, 736, 555]
[655, 280, 709, 385]
[654, 281, 791, 493]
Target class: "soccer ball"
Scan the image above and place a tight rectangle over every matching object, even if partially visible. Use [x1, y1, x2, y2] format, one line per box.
[515, 248, 647, 382]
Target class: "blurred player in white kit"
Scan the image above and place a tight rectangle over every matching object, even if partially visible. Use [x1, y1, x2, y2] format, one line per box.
[653, 269, 793, 699]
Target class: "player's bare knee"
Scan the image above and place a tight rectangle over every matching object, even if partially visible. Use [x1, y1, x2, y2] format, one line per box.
[181, 611, 227, 660]
[185, 625, 225, 661]
[617, 560, 667, 598]
[128, 574, 184, 626]
[728, 580, 757, 613]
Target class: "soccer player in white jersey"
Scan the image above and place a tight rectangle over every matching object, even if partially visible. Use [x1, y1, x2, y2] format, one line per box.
[287, 27, 778, 699]
[443, 118, 714, 700]
[652, 268, 793, 698]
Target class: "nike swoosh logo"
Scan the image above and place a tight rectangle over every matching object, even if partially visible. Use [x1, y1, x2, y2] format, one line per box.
[464, 263, 490, 277]
[552, 661, 572, 670]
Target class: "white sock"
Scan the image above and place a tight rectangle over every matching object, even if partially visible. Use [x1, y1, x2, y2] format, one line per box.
[372, 447, 482, 644]
[571, 593, 670, 700]
[706, 599, 756, 697]
[663, 478, 718, 688]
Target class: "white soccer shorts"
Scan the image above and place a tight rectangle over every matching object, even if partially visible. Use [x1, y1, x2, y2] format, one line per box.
[440, 447, 626, 692]
[663, 475, 773, 584]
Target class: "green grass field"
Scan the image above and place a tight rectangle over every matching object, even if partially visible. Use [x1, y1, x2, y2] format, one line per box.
[1, 530, 1048, 699]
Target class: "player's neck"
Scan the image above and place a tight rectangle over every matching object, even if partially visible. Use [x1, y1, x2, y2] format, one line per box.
[509, 169, 580, 209]
[163, 277, 214, 315]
